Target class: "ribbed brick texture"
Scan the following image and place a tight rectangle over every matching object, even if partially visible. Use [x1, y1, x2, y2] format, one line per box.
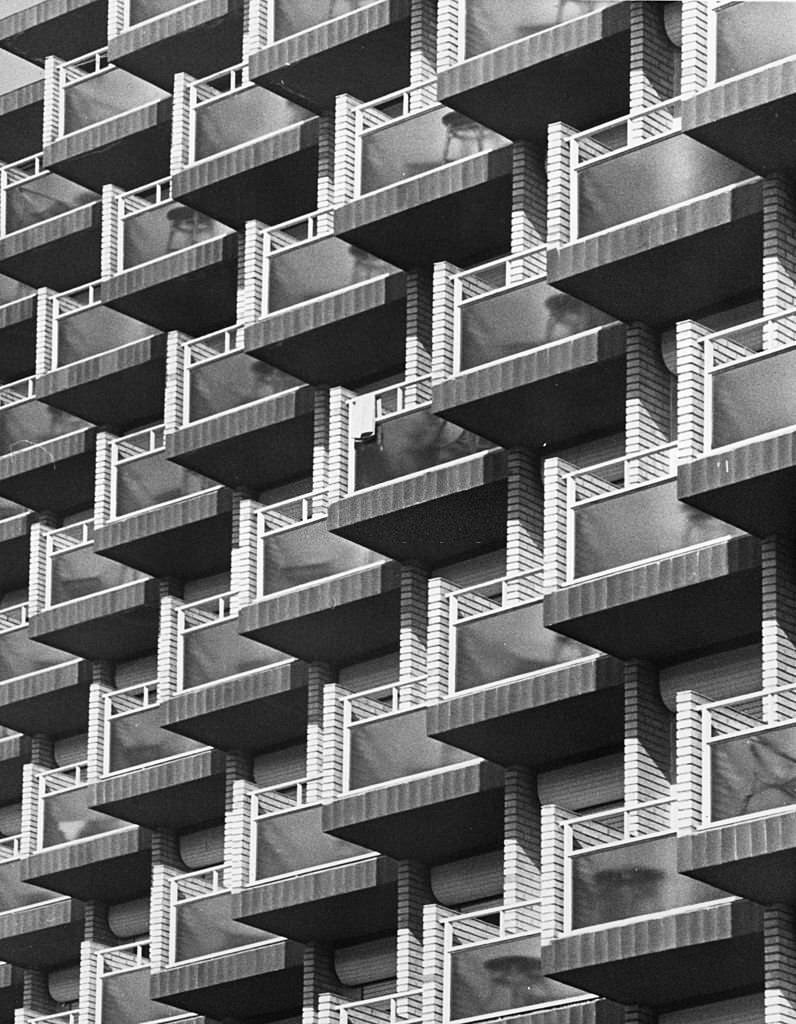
[761, 535, 796, 702]
[409, 0, 437, 102]
[511, 142, 547, 256]
[334, 95, 362, 205]
[316, 115, 336, 224]
[765, 905, 796, 1024]
[328, 386, 355, 501]
[240, 219, 267, 324]
[422, 903, 456, 1024]
[675, 689, 709, 832]
[322, 681, 346, 801]
[543, 456, 576, 589]
[164, 330, 187, 434]
[150, 830, 183, 970]
[100, 185, 124, 279]
[431, 261, 458, 382]
[243, 0, 268, 59]
[224, 750, 253, 890]
[546, 122, 577, 247]
[231, 495, 260, 608]
[307, 665, 331, 801]
[20, 734, 55, 858]
[397, 862, 431, 991]
[406, 272, 433, 386]
[34, 287, 55, 376]
[169, 72, 194, 176]
[42, 56, 62, 148]
[624, 661, 672, 810]
[504, 767, 540, 919]
[680, 0, 711, 96]
[399, 564, 429, 700]
[540, 803, 575, 942]
[107, 0, 125, 38]
[157, 592, 183, 701]
[312, 390, 330, 502]
[21, 970, 52, 1018]
[87, 663, 114, 781]
[676, 319, 710, 462]
[623, 1008, 657, 1024]
[629, 1, 678, 138]
[426, 576, 455, 702]
[506, 449, 543, 598]
[28, 515, 57, 615]
[625, 323, 673, 482]
[305, 944, 353, 1024]
[763, 175, 796, 347]
[436, 0, 461, 70]
[94, 430, 115, 527]
[81, 904, 114, 1024]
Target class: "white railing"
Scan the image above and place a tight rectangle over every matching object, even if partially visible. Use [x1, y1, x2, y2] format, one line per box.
[260, 210, 336, 315]
[109, 424, 163, 518]
[180, 325, 242, 425]
[0, 374, 34, 411]
[43, 520, 89, 609]
[170, 863, 226, 964]
[97, 938, 150, 976]
[449, 568, 544, 628]
[36, 761, 90, 851]
[339, 988, 423, 1024]
[0, 833, 21, 862]
[51, 281, 100, 370]
[115, 178, 170, 272]
[0, 600, 28, 632]
[0, 153, 42, 235]
[264, 0, 381, 45]
[348, 375, 433, 439]
[187, 62, 247, 162]
[256, 489, 330, 596]
[103, 679, 159, 775]
[251, 776, 315, 822]
[57, 47, 109, 137]
[31, 1012, 80, 1024]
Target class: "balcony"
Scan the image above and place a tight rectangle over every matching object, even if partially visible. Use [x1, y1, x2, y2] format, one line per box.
[172, 66, 319, 227]
[36, 282, 165, 431]
[335, 82, 513, 268]
[0, 893, 83, 969]
[0, 509, 31, 593]
[427, 572, 623, 766]
[239, 491, 399, 664]
[35, 763, 130, 854]
[152, 866, 303, 1021]
[438, 1, 629, 142]
[677, 683, 796, 906]
[0, 0, 106, 63]
[445, 901, 588, 1024]
[432, 249, 625, 448]
[0, 286, 38, 383]
[338, 989, 422, 1024]
[250, 0, 410, 113]
[0, 156, 99, 291]
[678, 314, 796, 536]
[108, 0, 245, 90]
[94, 425, 233, 580]
[101, 180, 238, 335]
[548, 98, 762, 326]
[28, 519, 158, 662]
[0, 79, 44, 164]
[0, 731, 30, 805]
[96, 942, 187, 1024]
[43, 49, 171, 191]
[329, 378, 505, 565]
[235, 777, 397, 942]
[243, 213, 406, 386]
[683, 1, 796, 174]
[0, 835, 62, 924]
[164, 326, 314, 490]
[544, 445, 760, 662]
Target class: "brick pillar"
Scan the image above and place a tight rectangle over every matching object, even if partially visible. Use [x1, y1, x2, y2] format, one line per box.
[423, 903, 456, 1024]
[765, 905, 796, 1024]
[231, 494, 260, 609]
[680, 0, 711, 95]
[546, 123, 577, 248]
[157, 590, 183, 701]
[431, 261, 458, 383]
[150, 830, 183, 970]
[34, 288, 55, 376]
[436, 0, 461, 70]
[107, 0, 125, 39]
[625, 323, 673, 483]
[42, 56, 62, 148]
[624, 662, 671, 814]
[94, 430, 115, 526]
[505, 449, 543, 600]
[328, 386, 355, 501]
[243, 0, 268, 60]
[504, 768, 540, 920]
[426, 576, 454, 702]
[87, 662, 114, 781]
[542, 456, 575, 590]
[676, 319, 710, 462]
[397, 862, 431, 991]
[316, 115, 336, 227]
[321, 681, 345, 801]
[307, 664, 332, 801]
[510, 142, 546, 259]
[761, 535, 796, 723]
[100, 184, 125, 279]
[81, 902, 115, 1024]
[224, 751, 253, 890]
[28, 514, 57, 615]
[399, 564, 429, 703]
[763, 175, 796, 348]
[164, 330, 189, 435]
[20, 736, 54, 858]
[540, 804, 575, 941]
[304, 944, 354, 1024]
[21, 970, 52, 1018]
[409, 0, 436, 102]
[170, 72, 194, 176]
[629, 1, 678, 134]
[240, 219, 266, 323]
[675, 690, 709, 833]
[334, 95, 361, 205]
[406, 271, 433, 384]
[312, 390, 330, 503]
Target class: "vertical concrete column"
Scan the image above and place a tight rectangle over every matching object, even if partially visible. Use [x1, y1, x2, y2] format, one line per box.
[397, 862, 432, 992]
[539, 804, 575, 942]
[763, 175, 796, 348]
[506, 450, 543, 600]
[504, 768, 541, 923]
[423, 903, 456, 1024]
[764, 905, 796, 1024]
[510, 142, 547, 264]
[312, 390, 330, 506]
[100, 185, 125, 279]
[409, 0, 437, 104]
[399, 564, 429, 704]
[243, 0, 269, 60]
[680, 1, 712, 96]
[307, 664, 332, 801]
[321, 681, 345, 802]
[224, 751, 254, 890]
[629, 1, 678, 137]
[304, 944, 354, 1024]
[675, 319, 710, 462]
[431, 261, 458, 383]
[333, 95, 362, 206]
[436, 0, 461, 70]
[157, 589, 183, 701]
[545, 123, 577, 248]
[426, 576, 454, 702]
[328, 386, 355, 501]
[675, 690, 710, 833]
[761, 535, 796, 722]
[239, 219, 267, 324]
[170, 72, 194, 177]
[230, 493, 260, 609]
[149, 830, 184, 970]
[405, 271, 433, 386]
[624, 661, 672, 815]
[87, 662, 114, 782]
[316, 115, 336, 227]
[625, 323, 673, 484]
[27, 514, 58, 615]
[94, 430, 115, 527]
[34, 287, 55, 376]
[163, 330, 190, 435]
[542, 456, 576, 591]
[42, 56, 62, 149]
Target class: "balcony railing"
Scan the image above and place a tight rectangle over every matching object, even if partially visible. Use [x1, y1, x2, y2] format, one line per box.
[251, 777, 372, 883]
[704, 312, 796, 451]
[569, 96, 754, 241]
[37, 761, 128, 851]
[565, 443, 739, 582]
[0, 274, 33, 306]
[702, 682, 796, 825]
[353, 82, 508, 198]
[261, 212, 394, 315]
[49, 281, 156, 371]
[97, 941, 186, 1024]
[444, 901, 587, 1023]
[563, 796, 723, 929]
[187, 63, 314, 164]
[56, 48, 168, 139]
[0, 154, 97, 236]
[103, 680, 201, 775]
[116, 179, 232, 272]
[342, 678, 473, 791]
[0, 376, 86, 459]
[170, 864, 275, 964]
[180, 326, 302, 425]
[0, 601, 75, 682]
[448, 570, 594, 694]
[31, 1012, 80, 1024]
[452, 247, 614, 374]
[122, 0, 199, 29]
[349, 376, 490, 491]
[713, 0, 796, 83]
[176, 591, 291, 691]
[0, 832, 63, 915]
[339, 989, 423, 1024]
[44, 520, 145, 609]
[266, 0, 375, 43]
[108, 425, 216, 519]
[460, 0, 612, 60]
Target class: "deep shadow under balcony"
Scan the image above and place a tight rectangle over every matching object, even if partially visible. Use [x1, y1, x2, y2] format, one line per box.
[0, 658, 90, 738]
[0, 732, 30, 805]
[0, 894, 84, 969]
[0, 200, 101, 292]
[437, 1, 629, 142]
[0, 291, 37, 382]
[0, 0, 107, 63]
[0, 79, 44, 164]
[249, 0, 410, 114]
[0, 511, 32, 593]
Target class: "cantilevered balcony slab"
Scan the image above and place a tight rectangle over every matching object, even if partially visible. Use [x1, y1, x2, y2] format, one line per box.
[678, 430, 796, 538]
[437, 2, 629, 142]
[243, 271, 407, 387]
[234, 854, 399, 944]
[678, 810, 796, 907]
[683, 59, 796, 175]
[329, 450, 507, 566]
[0, 733, 30, 804]
[172, 118, 320, 228]
[0, 513, 32, 593]
[239, 560, 401, 665]
[432, 323, 626, 449]
[94, 487, 234, 579]
[100, 233, 238, 336]
[108, 0, 244, 89]
[250, 0, 410, 114]
[37, 333, 167, 431]
[43, 97, 172, 192]
[323, 760, 505, 864]
[162, 660, 308, 751]
[165, 386, 315, 490]
[335, 148, 512, 270]
[428, 656, 624, 767]
[89, 748, 226, 830]
[21, 823, 151, 902]
[544, 536, 761, 664]
[0, 201, 101, 291]
[548, 181, 762, 327]
[29, 578, 166, 661]
[543, 899, 763, 1007]
[0, 0, 107, 63]
[0, 294, 38, 381]
[151, 939, 303, 1020]
[0, 660, 90, 738]
[0, 80, 44, 163]
[0, 895, 84, 969]
[0, 426, 96, 515]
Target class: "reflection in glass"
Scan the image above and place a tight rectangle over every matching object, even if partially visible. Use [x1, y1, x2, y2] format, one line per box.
[63, 66, 166, 135]
[271, 0, 372, 40]
[710, 723, 796, 822]
[711, 345, 796, 449]
[194, 86, 312, 162]
[121, 202, 230, 270]
[262, 517, 378, 595]
[715, 1, 796, 81]
[463, 0, 611, 58]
